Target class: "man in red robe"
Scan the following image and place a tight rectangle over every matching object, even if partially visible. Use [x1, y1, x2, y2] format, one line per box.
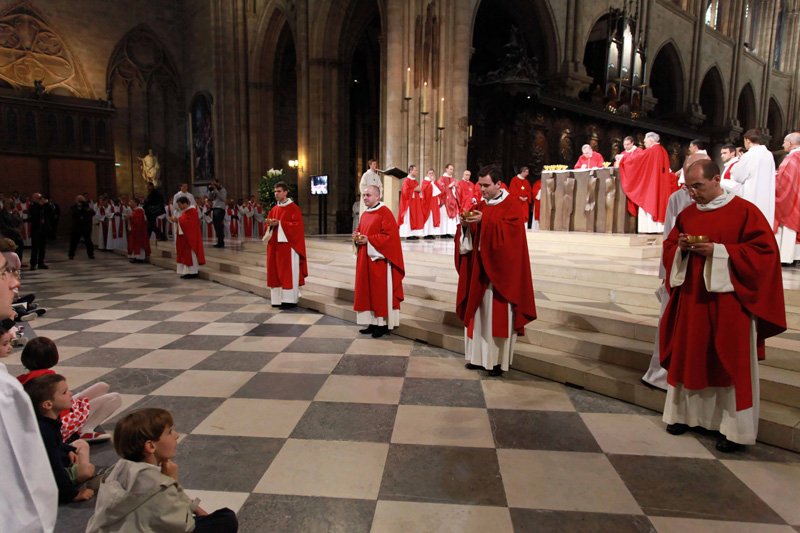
[775, 132, 800, 264]
[421, 169, 441, 239]
[171, 196, 205, 279]
[126, 198, 150, 263]
[619, 131, 678, 233]
[530, 178, 542, 230]
[455, 170, 476, 213]
[435, 163, 459, 238]
[265, 181, 308, 308]
[397, 165, 424, 240]
[613, 136, 642, 168]
[660, 159, 786, 452]
[574, 144, 605, 169]
[226, 199, 240, 240]
[456, 166, 537, 377]
[507, 166, 532, 225]
[353, 185, 404, 338]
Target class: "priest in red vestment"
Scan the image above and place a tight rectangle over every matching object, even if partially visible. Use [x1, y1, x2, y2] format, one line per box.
[265, 181, 308, 307]
[660, 160, 786, 452]
[613, 136, 642, 168]
[126, 198, 150, 263]
[507, 167, 533, 225]
[421, 169, 441, 239]
[456, 170, 476, 212]
[530, 179, 542, 230]
[435, 164, 459, 238]
[774, 132, 800, 264]
[574, 144, 605, 169]
[397, 165, 425, 240]
[456, 166, 537, 377]
[619, 131, 678, 233]
[353, 185, 405, 338]
[172, 196, 205, 279]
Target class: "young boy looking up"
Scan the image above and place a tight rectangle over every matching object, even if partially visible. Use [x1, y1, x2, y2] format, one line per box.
[24, 374, 96, 504]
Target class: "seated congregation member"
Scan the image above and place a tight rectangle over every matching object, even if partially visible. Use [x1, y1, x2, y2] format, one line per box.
[353, 185, 405, 338]
[265, 181, 308, 308]
[127, 197, 151, 263]
[660, 159, 786, 452]
[18, 337, 121, 442]
[171, 196, 205, 279]
[24, 374, 97, 503]
[86, 408, 238, 533]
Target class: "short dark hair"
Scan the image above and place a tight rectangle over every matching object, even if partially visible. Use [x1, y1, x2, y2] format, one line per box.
[689, 139, 706, 150]
[24, 374, 65, 412]
[688, 159, 720, 180]
[743, 129, 763, 143]
[721, 143, 737, 152]
[113, 408, 174, 461]
[408, 164, 416, 173]
[274, 181, 289, 191]
[519, 166, 529, 173]
[176, 196, 190, 206]
[477, 165, 503, 184]
[624, 136, 635, 143]
[21, 337, 59, 370]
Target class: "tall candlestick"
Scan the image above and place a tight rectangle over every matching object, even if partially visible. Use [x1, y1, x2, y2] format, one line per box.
[420, 82, 429, 115]
[437, 97, 445, 129]
[404, 67, 411, 100]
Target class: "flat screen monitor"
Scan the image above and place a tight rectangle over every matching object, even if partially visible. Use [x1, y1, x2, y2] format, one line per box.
[311, 175, 328, 195]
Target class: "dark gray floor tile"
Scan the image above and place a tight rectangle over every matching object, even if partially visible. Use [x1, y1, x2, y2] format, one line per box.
[246, 323, 310, 337]
[567, 387, 659, 415]
[224, 312, 272, 324]
[237, 494, 375, 533]
[333, 354, 408, 377]
[83, 368, 183, 394]
[285, 337, 354, 354]
[608, 455, 785, 523]
[191, 303, 245, 313]
[137, 321, 207, 335]
[379, 443, 507, 506]
[105, 395, 225, 433]
[34, 319, 106, 332]
[234, 372, 328, 400]
[105, 300, 161, 310]
[161, 335, 239, 351]
[409, 341, 461, 358]
[178, 434, 285, 492]
[291, 402, 397, 442]
[32, 307, 88, 319]
[489, 410, 602, 452]
[122, 310, 180, 322]
[315, 316, 354, 326]
[192, 351, 277, 372]
[56, 331, 129, 347]
[510, 509, 655, 533]
[400, 378, 486, 408]
[60, 348, 152, 368]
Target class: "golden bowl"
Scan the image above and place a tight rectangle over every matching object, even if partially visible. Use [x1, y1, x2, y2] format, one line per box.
[462, 210, 478, 218]
[686, 235, 710, 244]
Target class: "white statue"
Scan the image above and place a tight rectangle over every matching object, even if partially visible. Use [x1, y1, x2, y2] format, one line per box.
[138, 149, 160, 186]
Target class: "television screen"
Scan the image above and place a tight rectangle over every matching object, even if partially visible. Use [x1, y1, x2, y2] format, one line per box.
[311, 175, 328, 195]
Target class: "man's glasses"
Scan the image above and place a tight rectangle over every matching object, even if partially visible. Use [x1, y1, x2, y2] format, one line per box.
[0, 265, 21, 280]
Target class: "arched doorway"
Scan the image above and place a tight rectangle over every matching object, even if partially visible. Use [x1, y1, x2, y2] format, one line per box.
[767, 97, 784, 149]
[698, 66, 725, 128]
[737, 83, 757, 132]
[468, 0, 557, 177]
[649, 42, 684, 120]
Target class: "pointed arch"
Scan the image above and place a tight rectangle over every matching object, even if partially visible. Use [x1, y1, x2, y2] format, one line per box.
[698, 65, 725, 127]
[767, 97, 785, 149]
[737, 82, 757, 132]
[649, 40, 685, 119]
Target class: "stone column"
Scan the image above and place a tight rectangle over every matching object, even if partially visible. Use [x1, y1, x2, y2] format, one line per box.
[686, 0, 707, 126]
[382, 0, 406, 215]
[725, 0, 746, 136]
[559, 0, 593, 98]
[759, 1, 781, 132]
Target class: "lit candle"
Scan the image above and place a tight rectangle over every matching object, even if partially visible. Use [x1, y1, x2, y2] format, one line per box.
[437, 97, 445, 129]
[421, 82, 428, 114]
[404, 67, 411, 100]
[469, 125, 473, 138]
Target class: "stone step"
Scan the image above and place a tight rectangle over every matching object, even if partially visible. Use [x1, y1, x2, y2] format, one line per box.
[526, 231, 663, 247]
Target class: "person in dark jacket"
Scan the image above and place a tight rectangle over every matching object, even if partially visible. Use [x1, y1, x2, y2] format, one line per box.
[68, 195, 95, 260]
[0, 198, 24, 264]
[28, 193, 56, 270]
[143, 182, 166, 241]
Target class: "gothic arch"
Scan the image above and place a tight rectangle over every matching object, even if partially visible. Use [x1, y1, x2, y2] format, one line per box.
[767, 97, 785, 148]
[106, 24, 185, 197]
[649, 40, 685, 119]
[737, 82, 757, 132]
[0, 1, 93, 97]
[698, 65, 725, 128]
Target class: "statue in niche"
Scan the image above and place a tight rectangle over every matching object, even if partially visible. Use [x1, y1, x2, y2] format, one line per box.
[479, 25, 541, 93]
[668, 142, 682, 172]
[559, 129, 573, 164]
[605, 173, 616, 233]
[636, 132, 646, 149]
[609, 137, 622, 161]
[588, 129, 601, 153]
[138, 149, 160, 186]
[33, 79, 45, 98]
[532, 130, 548, 173]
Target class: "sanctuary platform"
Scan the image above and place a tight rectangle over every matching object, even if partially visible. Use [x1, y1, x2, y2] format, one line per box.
[148, 231, 800, 453]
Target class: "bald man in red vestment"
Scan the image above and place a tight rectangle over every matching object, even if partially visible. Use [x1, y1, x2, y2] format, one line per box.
[456, 166, 537, 376]
[353, 185, 405, 338]
[774, 132, 800, 264]
[455, 170, 476, 212]
[660, 160, 785, 452]
[265, 181, 308, 308]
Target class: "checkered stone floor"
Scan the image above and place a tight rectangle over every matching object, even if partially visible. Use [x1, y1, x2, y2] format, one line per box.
[8, 248, 800, 532]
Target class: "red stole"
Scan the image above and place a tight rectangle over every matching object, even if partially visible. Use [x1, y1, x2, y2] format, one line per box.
[421, 179, 440, 226]
[354, 204, 405, 316]
[127, 208, 150, 256]
[177, 207, 206, 265]
[266, 201, 308, 289]
[243, 203, 254, 238]
[227, 206, 239, 237]
[661, 196, 786, 410]
[456, 180, 476, 212]
[619, 143, 678, 221]
[436, 175, 459, 218]
[398, 177, 425, 229]
[774, 151, 800, 233]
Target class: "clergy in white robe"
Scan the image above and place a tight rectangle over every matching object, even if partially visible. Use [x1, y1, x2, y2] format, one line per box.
[729, 129, 776, 228]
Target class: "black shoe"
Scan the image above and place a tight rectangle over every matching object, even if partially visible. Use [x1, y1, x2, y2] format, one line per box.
[280, 303, 297, 310]
[464, 363, 483, 370]
[423, 235, 435, 240]
[213, 243, 225, 248]
[371, 325, 389, 338]
[359, 325, 376, 334]
[666, 423, 689, 435]
[486, 365, 503, 377]
[38, 264, 49, 269]
[180, 274, 190, 279]
[715, 437, 744, 453]
[407, 236, 419, 241]
[272, 304, 282, 308]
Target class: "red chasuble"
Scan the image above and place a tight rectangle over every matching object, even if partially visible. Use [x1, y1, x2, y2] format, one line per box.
[176, 206, 206, 266]
[508, 176, 533, 223]
[660, 197, 786, 410]
[574, 152, 605, 169]
[127, 207, 150, 257]
[619, 144, 678, 221]
[266, 201, 308, 289]
[455, 193, 537, 337]
[530, 180, 542, 221]
[775, 151, 800, 233]
[421, 180, 440, 226]
[397, 177, 425, 229]
[354, 204, 405, 317]
[456, 180, 476, 212]
[436, 176, 459, 218]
